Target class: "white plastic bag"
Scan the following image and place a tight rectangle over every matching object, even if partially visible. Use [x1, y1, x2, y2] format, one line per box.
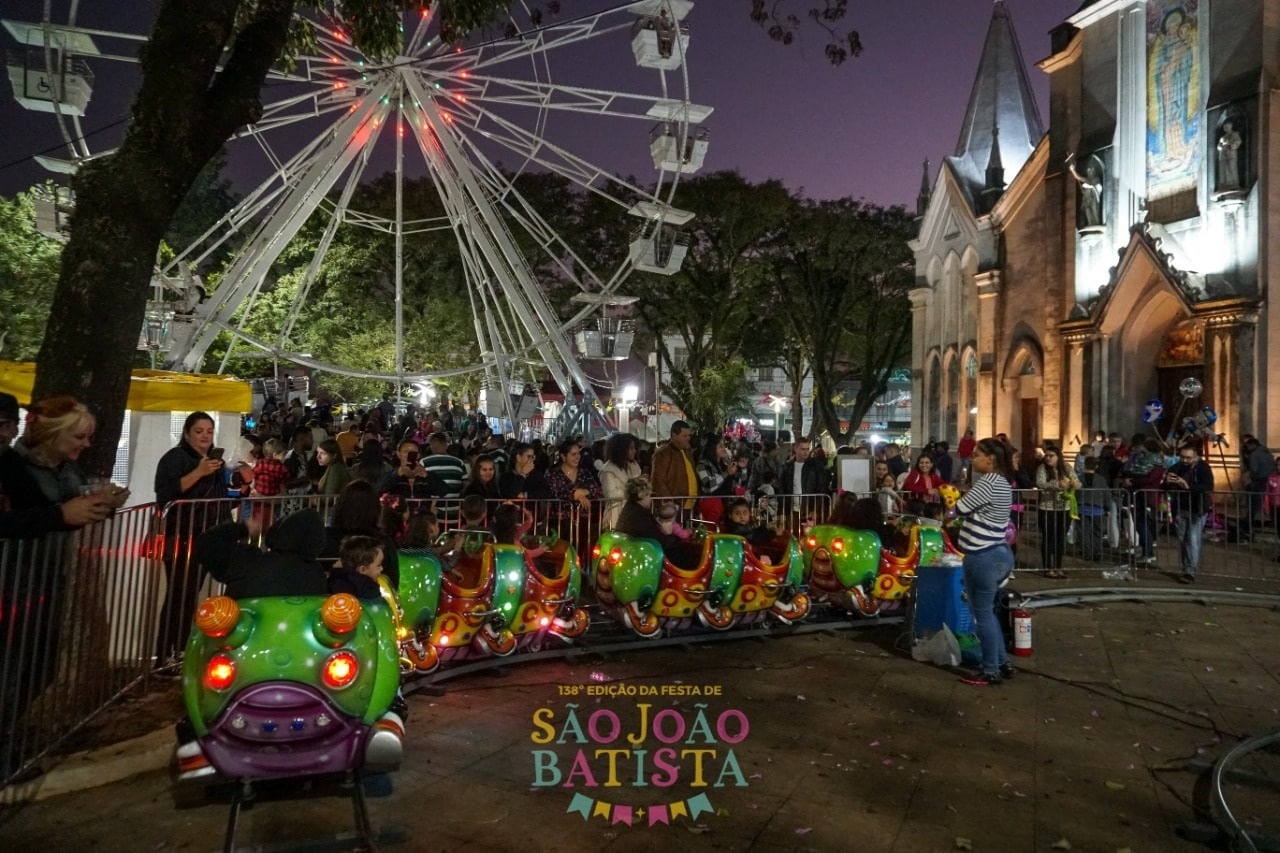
[912, 623, 961, 667]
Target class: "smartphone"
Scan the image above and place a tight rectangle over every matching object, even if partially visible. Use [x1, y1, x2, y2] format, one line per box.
[208, 447, 225, 461]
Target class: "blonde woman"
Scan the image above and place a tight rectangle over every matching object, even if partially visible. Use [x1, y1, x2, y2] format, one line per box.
[0, 395, 128, 523]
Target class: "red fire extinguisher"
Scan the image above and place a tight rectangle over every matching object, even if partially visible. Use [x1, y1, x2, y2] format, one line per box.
[1012, 607, 1033, 656]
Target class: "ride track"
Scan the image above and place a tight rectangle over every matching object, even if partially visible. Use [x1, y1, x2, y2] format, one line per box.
[400, 581, 1280, 689]
[401, 598, 910, 691]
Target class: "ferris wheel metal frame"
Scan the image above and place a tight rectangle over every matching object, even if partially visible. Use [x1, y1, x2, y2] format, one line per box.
[3, 0, 711, 429]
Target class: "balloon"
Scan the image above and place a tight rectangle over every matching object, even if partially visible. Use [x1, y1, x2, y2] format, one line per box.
[1182, 417, 1198, 434]
[1142, 399, 1164, 424]
[1179, 377, 1203, 398]
[1201, 406, 1217, 426]
[938, 484, 960, 509]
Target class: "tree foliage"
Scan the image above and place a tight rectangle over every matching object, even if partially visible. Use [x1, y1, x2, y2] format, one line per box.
[770, 199, 916, 445]
[629, 171, 793, 434]
[750, 0, 862, 65]
[0, 190, 63, 361]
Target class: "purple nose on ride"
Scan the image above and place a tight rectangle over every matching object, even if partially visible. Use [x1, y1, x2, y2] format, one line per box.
[201, 682, 364, 780]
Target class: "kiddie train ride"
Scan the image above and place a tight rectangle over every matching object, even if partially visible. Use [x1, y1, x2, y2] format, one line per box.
[590, 516, 961, 637]
[173, 513, 962, 838]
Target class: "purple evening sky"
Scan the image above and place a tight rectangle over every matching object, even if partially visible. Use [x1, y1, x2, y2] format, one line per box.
[0, 1, 1078, 208]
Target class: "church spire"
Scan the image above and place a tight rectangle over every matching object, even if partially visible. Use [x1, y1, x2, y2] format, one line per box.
[980, 124, 1005, 212]
[917, 159, 932, 217]
[945, 1, 1043, 213]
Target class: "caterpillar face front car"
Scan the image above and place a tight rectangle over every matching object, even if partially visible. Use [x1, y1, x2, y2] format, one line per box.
[175, 594, 403, 784]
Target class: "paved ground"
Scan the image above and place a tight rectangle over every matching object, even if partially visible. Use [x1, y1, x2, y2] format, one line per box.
[2, 574, 1279, 853]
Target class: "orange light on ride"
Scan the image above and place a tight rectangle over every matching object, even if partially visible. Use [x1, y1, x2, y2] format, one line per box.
[321, 594, 362, 634]
[591, 545, 601, 559]
[204, 654, 236, 690]
[806, 535, 818, 549]
[196, 596, 240, 638]
[323, 651, 359, 689]
[832, 537, 845, 553]
[609, 547, 623, 564]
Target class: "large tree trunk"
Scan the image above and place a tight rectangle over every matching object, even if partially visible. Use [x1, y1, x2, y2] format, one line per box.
[32, 0, 295, 476]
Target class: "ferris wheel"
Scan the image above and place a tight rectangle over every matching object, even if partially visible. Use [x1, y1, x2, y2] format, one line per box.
[3, 0, 711, 429]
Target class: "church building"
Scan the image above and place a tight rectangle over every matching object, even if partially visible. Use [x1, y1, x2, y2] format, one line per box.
[910, 0, 1275, 462]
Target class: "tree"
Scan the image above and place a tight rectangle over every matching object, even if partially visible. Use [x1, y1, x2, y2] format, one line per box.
[750, 0, 863, 65]
[0, 189, 63, 360]
[771, 198, 915, 446]
[629, 171, 793, 434]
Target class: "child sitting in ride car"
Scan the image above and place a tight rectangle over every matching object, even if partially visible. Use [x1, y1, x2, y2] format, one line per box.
[723, 498, 754, 537]
[656, 500, 691, 540]
[328, 535, 386, 601]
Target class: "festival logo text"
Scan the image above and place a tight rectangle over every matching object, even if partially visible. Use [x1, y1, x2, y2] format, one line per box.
[530, 682, 750, 827]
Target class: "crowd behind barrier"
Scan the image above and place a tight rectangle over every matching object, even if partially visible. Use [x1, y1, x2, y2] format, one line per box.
[4, 486, 1279, 787]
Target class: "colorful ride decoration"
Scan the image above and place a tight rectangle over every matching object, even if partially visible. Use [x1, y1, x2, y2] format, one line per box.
[176, 593, 404, 784]
[592, 530, 809, 637]
[395, 534, 590, 674]
[802, 522, 959, 615]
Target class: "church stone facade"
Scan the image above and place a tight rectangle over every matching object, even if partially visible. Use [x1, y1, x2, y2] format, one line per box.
[911, 0, 1277, 459]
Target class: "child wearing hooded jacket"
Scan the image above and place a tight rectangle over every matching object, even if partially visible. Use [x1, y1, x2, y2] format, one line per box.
[194, 508, 329, 599]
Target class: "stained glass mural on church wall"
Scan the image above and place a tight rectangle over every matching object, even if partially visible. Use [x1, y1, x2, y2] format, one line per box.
[1146, 0, 1201, 201]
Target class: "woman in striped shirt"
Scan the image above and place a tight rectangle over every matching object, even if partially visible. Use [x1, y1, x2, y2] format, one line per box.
[954, 438, 1015, 686]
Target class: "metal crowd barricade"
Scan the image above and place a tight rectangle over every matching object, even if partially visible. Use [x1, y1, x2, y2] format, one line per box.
[1132, 488, 1280, 584]
[1003, 487, 1139, 577]
[1, 506, 162, 787]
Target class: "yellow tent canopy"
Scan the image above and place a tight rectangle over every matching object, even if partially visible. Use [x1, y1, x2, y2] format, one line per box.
[0, 360, 251, 413]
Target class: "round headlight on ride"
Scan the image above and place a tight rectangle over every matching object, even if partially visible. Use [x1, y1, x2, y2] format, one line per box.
[322, 650, 359, 690]
[195, 596, 240, 638]
[609, 547, 623, 564]
[204, 654, 236, 691]
[806, 536, 818, 549]
[320, 594, 362, 634]
[832, 537, 845, 553]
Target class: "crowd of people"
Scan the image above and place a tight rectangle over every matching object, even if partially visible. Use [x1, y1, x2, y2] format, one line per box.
[3, 384, 1279, 688]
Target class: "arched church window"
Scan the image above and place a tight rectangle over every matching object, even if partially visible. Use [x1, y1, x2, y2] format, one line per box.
[946, 356, 960, 441]
[928, 358, 942, 442]
[965, 352, 977, 432]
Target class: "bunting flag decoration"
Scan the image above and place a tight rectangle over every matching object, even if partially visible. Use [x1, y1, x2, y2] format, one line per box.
[563, 793, 716, 828]
[566, 793, 593, 819]
[687, 793, 714, 820]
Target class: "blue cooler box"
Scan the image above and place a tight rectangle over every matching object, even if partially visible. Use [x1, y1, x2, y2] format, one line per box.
[914, 565, 974, 638]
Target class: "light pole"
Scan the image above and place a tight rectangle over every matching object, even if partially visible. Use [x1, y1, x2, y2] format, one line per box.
[771, 396, 784, 444]
[620, 384, 638, 435]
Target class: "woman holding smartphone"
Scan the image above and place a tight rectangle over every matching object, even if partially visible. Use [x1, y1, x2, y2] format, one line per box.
[153, 411, 228, 669]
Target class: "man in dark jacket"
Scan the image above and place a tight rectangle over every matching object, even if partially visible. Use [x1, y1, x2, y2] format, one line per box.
[779, 438, 830, 524]
[1164, 441, 1214, 583]
[194, 508, 329, 599]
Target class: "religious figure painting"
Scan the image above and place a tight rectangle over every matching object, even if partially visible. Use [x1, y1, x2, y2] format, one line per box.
[1146, 0, 1201, 199]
